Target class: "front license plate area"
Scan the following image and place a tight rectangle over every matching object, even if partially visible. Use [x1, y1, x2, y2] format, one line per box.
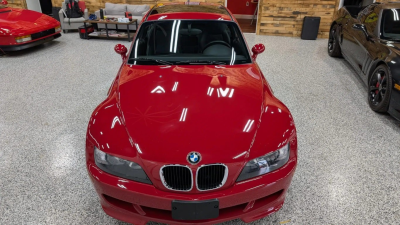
[171, 199, 219, 220]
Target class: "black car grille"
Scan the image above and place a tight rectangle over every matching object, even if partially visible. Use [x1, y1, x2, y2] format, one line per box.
[197, 164, 227, 191]
[31, 28, 56, 40]
[161, 166, 192, 191]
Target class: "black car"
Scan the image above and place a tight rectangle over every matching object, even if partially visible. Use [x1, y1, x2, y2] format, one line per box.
[328, 2, 400, 120]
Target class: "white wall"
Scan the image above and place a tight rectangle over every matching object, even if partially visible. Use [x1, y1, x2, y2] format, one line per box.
[26, 0, 42, 13]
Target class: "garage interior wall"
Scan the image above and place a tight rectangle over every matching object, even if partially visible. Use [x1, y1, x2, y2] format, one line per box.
[7, 0, 393, 38]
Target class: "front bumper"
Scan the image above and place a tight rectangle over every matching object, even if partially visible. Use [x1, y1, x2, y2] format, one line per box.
[0, 33, 61, 51]
[87, 157, 296, 225]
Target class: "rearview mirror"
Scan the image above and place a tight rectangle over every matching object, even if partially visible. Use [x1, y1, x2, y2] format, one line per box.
[114, 44, 127, 62]
[252, 44, 265, 61]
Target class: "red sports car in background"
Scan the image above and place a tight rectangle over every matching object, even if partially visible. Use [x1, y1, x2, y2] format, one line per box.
[0, 0, 61, 52]
[86, 3, 297, 224]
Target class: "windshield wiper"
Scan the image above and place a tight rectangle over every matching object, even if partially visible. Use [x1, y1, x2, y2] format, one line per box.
[129, 58, 172, 65]
[176, 60, 226, 65]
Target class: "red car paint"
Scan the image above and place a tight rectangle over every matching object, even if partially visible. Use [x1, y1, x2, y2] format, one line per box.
[86, 4, 297, 224]
[0, 5, 61, 51]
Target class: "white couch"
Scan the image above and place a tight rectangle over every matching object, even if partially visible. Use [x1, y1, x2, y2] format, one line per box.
[94, 3, 150, 31]
[59, 1, 89, 32]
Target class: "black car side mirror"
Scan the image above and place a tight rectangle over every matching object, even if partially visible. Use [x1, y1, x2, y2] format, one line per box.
[352, 23, 365, 31]
[352, 23, 372, 40]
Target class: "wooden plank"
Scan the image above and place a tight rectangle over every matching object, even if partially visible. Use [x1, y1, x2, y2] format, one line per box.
[256, 0, 340, 38]
[7, 0, 25, 8]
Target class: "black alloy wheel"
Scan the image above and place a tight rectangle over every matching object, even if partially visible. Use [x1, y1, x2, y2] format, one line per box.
[368, 65, 392, 112]
[328, 24, 342, 57]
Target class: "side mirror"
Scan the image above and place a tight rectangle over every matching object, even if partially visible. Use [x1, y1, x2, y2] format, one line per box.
[1, 0, 8, 5]
[352, 23, 371, 40]
[114, 44, 127, 61]
[252, 44, 265, 61]
[352, 23, 365, 31]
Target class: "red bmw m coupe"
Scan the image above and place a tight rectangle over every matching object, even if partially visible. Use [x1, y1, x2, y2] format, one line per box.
[86, 3, 297, 224]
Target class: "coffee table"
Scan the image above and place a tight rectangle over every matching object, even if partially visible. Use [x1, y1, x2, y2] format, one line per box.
[83, 19, 138, 42]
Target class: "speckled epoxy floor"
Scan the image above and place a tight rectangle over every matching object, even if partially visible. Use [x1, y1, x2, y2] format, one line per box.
[1, 33, 400, 225]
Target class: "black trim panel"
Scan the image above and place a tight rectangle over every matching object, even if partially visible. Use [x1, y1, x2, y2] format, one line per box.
[0, 33, 61, 51]
[31, 28, 56, 40]
[172, 199, 219, 220]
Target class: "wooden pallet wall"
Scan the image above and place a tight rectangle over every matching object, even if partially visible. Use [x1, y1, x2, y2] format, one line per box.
[51, 0, 224, 14]
[256, 0, 339, 38]
[6, 0, 26, 8]
[255, 0, 395, 38]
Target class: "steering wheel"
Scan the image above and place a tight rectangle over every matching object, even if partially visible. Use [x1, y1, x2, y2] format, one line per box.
[202, 40, 231, 53]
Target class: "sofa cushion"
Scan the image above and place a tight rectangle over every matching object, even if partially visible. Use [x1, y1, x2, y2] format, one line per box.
[127, 5, 150, 16]
[105, 15, 125, 19]
[105, 3, 127, 15]
[63, 17, 85, 23]
[131, 16, 142, 21]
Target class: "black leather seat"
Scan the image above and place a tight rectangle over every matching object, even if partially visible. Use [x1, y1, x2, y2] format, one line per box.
[147, 24, 170, 55]
[200, 23, 231, 51]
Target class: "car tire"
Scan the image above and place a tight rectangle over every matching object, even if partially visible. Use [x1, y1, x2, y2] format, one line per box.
[368, 65, 392, 113]
[328, 24, 342, 57]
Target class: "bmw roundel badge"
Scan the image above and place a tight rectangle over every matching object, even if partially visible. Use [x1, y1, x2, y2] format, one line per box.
[187, 152, 201, 164]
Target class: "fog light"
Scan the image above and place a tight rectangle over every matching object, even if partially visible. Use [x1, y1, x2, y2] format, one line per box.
[15, 35, 32, 43]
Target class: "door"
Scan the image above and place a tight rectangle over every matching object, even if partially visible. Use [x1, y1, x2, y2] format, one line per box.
[340, 0, 377, 70]
[352, 6, 380, 77]
[26, 0, 42, 13]
[39, 0, 53, 15]
[341, 15, 361, 70]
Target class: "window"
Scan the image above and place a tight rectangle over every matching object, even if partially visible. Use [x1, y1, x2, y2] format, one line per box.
[128, 20, 251, 65]
[339, 0, 375, 9]
[381, 9, 400, 40]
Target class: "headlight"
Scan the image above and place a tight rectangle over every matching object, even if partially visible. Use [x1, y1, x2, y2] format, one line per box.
[94, 147, 152, 184]
[15, 35, 32, 43]
[55, 25, 61, 33]
[237, 144, 290, 182]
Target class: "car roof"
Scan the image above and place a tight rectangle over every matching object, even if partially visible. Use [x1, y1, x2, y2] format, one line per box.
[145, 3, 233, 21]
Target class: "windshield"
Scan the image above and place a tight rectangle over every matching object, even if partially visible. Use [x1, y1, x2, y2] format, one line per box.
[128, 20, 251, 65]
[381, 9, 400, 40]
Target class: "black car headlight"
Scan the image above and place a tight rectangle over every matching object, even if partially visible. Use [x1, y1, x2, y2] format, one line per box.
[237, 144, 290, 182]
[94, 147, 152, 184]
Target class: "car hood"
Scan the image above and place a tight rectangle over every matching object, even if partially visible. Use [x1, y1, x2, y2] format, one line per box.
[117, 64, 265, 165]
[0, 8, 59, 35]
